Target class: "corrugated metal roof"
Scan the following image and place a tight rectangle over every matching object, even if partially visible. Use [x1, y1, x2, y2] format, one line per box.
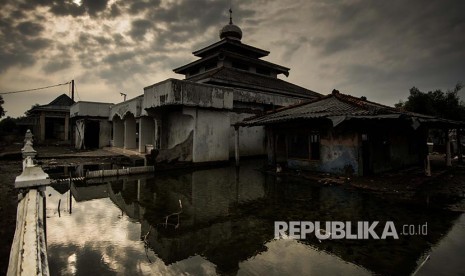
[239, 90, 464, 127]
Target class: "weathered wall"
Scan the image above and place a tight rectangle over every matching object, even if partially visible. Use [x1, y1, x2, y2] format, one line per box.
[113, 117, 124, 147]
[184, 108, 230, 162]
[109, 96, 145, 120]
[138, 116, 155, 153]
[144, 79, 233, 110]
[99, 120, 112, 148]
[124, 114, 137, 149]
[229, 112, 266, 157]
[163, 110, 195, 149]
[285, 127, 360, 175]
[156, 131, 193, 162]
[319, 130, 359, 174]
[70, 102, 113, 118]
[233, 88, 307, 107]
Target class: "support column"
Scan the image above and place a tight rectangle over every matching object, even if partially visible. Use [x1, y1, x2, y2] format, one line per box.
[445, 129, 452, 167]
[124, 115, 137, 149]
[154, 116, 162, 149]
[139, 116, 155, 153]
[457, 129, 463, 163]
[234, 125, 240, 167]
[39, 112, 46, 142]
[64, 113, 70, 141]
[113, 117, 124, 148]
[266, 127, 276, 166]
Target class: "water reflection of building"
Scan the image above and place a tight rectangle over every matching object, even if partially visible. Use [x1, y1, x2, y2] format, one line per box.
[68, 167, 461, 276]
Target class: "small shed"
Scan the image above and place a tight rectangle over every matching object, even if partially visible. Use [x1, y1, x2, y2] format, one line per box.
[26, 94, 75, 143]
[70, 101, 114, 149]
[236, 90, 464, 175]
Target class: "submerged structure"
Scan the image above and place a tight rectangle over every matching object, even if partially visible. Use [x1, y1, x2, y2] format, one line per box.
[237, 89, 464, 175]
[72, 11, 321, 161]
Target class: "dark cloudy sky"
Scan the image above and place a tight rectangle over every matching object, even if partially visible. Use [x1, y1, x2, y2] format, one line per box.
[0, 0, 464, 118]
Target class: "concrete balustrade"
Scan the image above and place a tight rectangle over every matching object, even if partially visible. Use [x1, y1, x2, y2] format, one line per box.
[8, 130, 50, 276]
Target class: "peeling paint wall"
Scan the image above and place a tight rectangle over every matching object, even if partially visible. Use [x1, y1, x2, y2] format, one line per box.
[162, 110, 195, 149]
[286, 129, 359, 175]
[156, 131, 193, 162]
[233, 88, 306, 107]
[319, 130, 359, 174]
[144, 79, 233, 110]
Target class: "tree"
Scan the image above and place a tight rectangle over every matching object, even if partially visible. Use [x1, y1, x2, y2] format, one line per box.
[396, 83, 465, 121]
[0, 116, 16, 133]
[0, 95, 5, 118]
[24, 103, 39, 116]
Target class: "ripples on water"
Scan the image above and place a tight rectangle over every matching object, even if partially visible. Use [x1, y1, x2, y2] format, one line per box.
[45, 160, 465, 275]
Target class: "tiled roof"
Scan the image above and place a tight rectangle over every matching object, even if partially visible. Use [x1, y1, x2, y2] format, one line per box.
[239, 90, 464, 127]
[48, 94, 75, 106]
[187, 67, 321, 99]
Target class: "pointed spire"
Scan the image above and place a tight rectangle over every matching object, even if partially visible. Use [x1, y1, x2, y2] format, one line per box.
[229, 8, 233, 24]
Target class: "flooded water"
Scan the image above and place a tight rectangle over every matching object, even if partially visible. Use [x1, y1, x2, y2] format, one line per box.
[45, 160, 465, 276]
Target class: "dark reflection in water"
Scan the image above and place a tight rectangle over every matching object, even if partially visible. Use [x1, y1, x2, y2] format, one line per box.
[46, 160, 465, 276]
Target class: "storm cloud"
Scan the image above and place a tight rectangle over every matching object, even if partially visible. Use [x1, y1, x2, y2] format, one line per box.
[0, 0, 464, 118]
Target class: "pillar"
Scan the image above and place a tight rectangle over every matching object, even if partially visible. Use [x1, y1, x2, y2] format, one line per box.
[154, 116, 162, 149]
[458, 129, 463, 163]
[445, 129, 452, 167]
[64, 113, 70, 141]
[113, 117, 124, 147]
[234, 125, 240, 166]
[124, 114, 137, 149]
[266, 127, 276, 166]
[39, 112, 46, 142]
[139, 116, 155, 153]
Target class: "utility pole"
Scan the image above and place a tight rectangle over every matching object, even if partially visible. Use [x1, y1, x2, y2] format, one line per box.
[71, 79, 74, 101]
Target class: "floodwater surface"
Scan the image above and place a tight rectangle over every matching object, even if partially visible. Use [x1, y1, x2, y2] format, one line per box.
[45, 160, 465, 275]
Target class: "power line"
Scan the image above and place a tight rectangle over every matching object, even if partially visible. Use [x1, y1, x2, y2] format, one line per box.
[0, 81, 71, 95]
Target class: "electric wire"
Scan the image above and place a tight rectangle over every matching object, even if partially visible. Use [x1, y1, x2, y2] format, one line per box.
[0, 81, 71, 95]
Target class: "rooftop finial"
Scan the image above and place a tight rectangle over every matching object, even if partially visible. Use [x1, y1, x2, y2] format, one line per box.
[219, 5, 242, 41]
[229, 8, 232, 24]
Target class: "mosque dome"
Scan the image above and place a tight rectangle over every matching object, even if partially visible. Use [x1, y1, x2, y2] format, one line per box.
[219, 9, 242, 41]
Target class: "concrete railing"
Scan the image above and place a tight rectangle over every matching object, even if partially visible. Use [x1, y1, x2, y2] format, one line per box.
[8, 130, 50, 276]
[7, 190, 48, 276]
[85, 166, 154, 178]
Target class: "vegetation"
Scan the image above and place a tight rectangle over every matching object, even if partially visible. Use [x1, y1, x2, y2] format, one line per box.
[0, 95, 5, 118]
[395, 83, 465, 121]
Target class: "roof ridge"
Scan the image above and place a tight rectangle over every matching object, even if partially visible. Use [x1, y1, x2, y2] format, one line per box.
[243, 94, 332, 122]
[332, 91, 398, 113]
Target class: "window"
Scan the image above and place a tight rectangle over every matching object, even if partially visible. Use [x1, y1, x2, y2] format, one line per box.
[310, 133, 320, 160]
[287, 132, 320, 160]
